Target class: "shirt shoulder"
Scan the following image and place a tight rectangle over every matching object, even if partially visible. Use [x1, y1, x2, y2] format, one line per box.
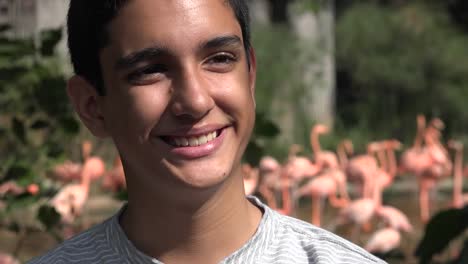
[264, 212, 387, 264]
[27, 218, 123, 264]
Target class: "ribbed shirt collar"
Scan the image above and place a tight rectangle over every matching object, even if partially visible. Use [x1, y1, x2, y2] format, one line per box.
[106, 196, 276, 263]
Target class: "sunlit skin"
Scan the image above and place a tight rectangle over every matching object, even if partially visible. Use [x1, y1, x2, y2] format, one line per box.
[66, 0, 262, 263]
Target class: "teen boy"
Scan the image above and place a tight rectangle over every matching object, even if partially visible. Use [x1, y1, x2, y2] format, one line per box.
[29, 0, 385, 263]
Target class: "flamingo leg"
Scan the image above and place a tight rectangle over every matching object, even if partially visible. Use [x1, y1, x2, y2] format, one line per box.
[419, 179, 430, 223]
[311, 196, 322, 227]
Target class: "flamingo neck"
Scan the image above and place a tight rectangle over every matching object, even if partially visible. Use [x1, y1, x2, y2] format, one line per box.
[280, 178, 291, 215]
[372, 181, 383, 209]
[310, 128, 322, 159]
[376, 148, 388, 173]
[414, 116, 426, 149]
[337, 142, 348, 168]
[386, 147, 397, 178]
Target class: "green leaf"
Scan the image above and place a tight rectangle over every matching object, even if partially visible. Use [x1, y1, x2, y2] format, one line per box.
[6, 193, 40, 210]
[30, 119, 50, 130]
[244, 140, 264, 166]
[40, 27, 63, 56]
[46, 141, 65, 158]
[254, 112, 280, 138]
[37, 205, 61, 230]
[58, 116, 80, 135]
[115, 190, 128, 201]
[11, 116, 27, 143]
[3, 163, 29, 182]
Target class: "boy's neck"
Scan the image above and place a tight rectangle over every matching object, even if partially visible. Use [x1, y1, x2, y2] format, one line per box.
[119, 169, 263, 264]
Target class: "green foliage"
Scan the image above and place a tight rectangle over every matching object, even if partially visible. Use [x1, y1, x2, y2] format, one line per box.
[252, 24, 299, 110]
[244, 111, 280, 165]
[336, 2, 468, 145]
[0, 26, 80, 187]
[37, 205, 61, 231]
[0, 25, 79, 238]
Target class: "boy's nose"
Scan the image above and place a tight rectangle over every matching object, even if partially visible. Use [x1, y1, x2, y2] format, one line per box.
[170, 68, 215, 120]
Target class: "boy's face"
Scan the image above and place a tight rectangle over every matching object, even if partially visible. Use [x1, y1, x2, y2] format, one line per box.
[94, 0, 256, 190]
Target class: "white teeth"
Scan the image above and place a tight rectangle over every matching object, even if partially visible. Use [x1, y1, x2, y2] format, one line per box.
[169, 130, 219, 147]
[199, 135, 207, 144]
[189, 138, 198, 146]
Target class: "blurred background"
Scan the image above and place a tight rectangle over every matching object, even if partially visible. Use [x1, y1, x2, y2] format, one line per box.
[1, 0, 468, 263]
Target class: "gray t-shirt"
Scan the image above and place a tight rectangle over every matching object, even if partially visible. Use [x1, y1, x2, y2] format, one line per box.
[28, 196, 386, 263]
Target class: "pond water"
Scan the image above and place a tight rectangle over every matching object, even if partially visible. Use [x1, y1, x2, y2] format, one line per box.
[1, 176, 464, 263]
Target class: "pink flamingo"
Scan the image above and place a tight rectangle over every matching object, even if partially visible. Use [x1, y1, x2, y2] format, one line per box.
[50, 156, 105, 224]
[0, 252, 20, 264]
[310, 124, 339, 170]
[373, 140, 402, 191]
[102, 156, 126, 193]
[400, 114, 428, 175]
[418, 120, 452, 222]
[283, 144, 322, 182]
[296, 167, 349, 227]
[447, 140, 467, 208]
[375, 206, 413, 233]
[279, 144, 322, 215]
[51, 160, 83, 183]
[345, 141, 381, 199]
[336, 169, 386, 240]
[0, 182, 39, 196]
[257, 156, 281, 209]
[365, 227, 401, 254]
[52, 140, 105, 183]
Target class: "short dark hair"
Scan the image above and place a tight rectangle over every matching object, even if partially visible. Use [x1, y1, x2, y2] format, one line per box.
[67, 0, 251, 95]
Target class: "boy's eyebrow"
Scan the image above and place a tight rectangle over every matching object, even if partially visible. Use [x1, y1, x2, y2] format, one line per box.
[115, 45, 168, 71]
[199, 35, 242, 51]
[114, 35, 242, 71]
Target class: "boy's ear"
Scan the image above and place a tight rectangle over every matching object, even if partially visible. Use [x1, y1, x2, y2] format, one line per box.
[248, 47, 257, 109]
[67, 75, 109, 138]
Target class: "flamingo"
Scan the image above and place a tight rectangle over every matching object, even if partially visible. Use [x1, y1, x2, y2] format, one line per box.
[296, 168, 349, 227]
[52, 140, 105, 183]
[345, 141, 381, 199]
[279, 144, 323, 216]
[310, 124, 339, 170]
[337, 139, 353, 169]
[283, 144, 322, 182]
[400, 114, 428, 175]
[418, 121, 453, 222]
[0, 252, 20, 264]
[257, 156, 281, 209]
[50, 156, 105, 224]
[375, 206, 413, 233]
[51, 160, 83, 183]
[0, 181, 39, 196]
[364, 227, 401, 254]
[373, 140, 402, 191]
[336, 169, 385, 240]
[447, 140, 468, 208]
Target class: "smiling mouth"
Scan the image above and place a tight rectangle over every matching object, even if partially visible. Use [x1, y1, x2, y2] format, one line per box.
[160, 129, 223, 147]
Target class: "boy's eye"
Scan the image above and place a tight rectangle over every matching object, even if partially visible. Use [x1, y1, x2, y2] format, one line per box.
[205, 53, 238, 72]
[208, 53, 236, 64]
[127, 64, 167, 84]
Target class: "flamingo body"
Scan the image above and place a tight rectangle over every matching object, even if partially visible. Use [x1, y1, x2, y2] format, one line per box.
[365, 228, 401, 253]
